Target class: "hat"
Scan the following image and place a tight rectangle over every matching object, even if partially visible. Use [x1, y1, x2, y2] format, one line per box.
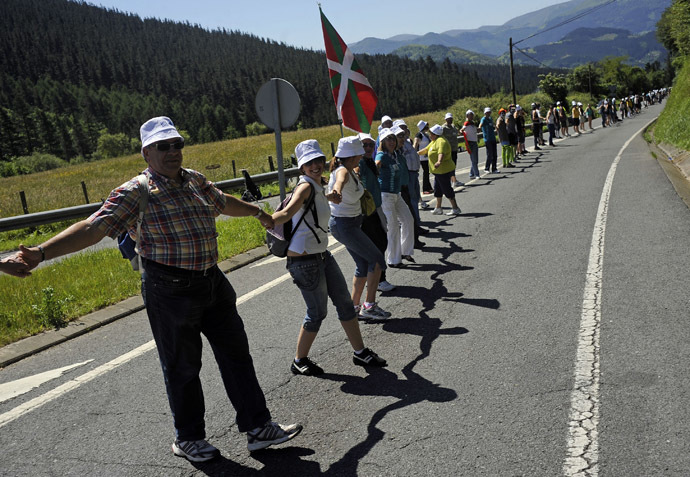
[498, 108, 507, 114]
[393, 119, 407, 128]
[515, 105, 522, 111]
[556, 101, 561, 105]
[140, 116, 183, 150]
[296, 139, 326, 168]
[335, 136, 365, 158]
[381, 115, 392, 124]
[417, 120, 428, 131]
[572, 101, 576, 106]
[378, 127, 396, 142]
[578, 102, 583, 106]
[445, 112, 453, 120]
[484, 107, 491, 113]
[466, 109, 475, 116]
[429, 124, 444, 136]
[358, 133, 374, 143]
[392, 126, 405, 136]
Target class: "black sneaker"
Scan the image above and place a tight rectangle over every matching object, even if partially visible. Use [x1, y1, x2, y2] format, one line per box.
[291, 357, 324, 376]
[247, 421, 303, 452]
[353, 348, 387, 367]
[172, 439, 220, 462]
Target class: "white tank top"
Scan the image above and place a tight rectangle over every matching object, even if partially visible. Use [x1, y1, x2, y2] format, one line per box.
[328, 166, 363, 217]
[288, 176, 330, 254]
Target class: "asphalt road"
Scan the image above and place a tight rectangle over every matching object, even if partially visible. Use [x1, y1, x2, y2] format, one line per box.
[1, 102, 688, 476]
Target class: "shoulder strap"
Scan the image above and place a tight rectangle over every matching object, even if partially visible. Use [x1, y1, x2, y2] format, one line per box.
[134, 173, 149, 273]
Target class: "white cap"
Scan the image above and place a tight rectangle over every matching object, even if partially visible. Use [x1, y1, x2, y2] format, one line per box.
[295, 139, 326, 168]
[572, 100, 576, 105]
[381, 115, 392, 124]
[484, 107, 491, 114]
[393, 119, 407, 128]
[417, 120, 428, 131]
[515, 105, 522, 111]
[578, 102, 582, 106]
[358, 132, 374, 143]
[140, 116, 183, 151]
[445, 112, 453, 120]
[556, 101, 561, 105]
[429, 124, 444, 136]
[378, 128, 396, 142]
[335, 136, 365, 158]
[392, 126, 405, 136]
[466, 109, 475, 116]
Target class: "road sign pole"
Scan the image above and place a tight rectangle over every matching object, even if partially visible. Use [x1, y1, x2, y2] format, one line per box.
[271, 79, 286, 201]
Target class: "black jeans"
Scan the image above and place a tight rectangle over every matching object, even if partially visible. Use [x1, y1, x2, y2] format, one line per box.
[420, 161, 433, 192]
[361, 210, 388, 282]
[142, 259, 271, 440]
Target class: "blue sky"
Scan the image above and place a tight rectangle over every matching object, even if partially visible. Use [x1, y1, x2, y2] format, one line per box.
[92, 0, 566, 50]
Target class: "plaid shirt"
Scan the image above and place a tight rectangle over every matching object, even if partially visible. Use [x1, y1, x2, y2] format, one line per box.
[89, 168, 227, 271]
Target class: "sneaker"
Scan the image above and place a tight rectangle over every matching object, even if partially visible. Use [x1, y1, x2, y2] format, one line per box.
[534, 146, 542, 150]
[354, 304, 361, 314]
[353, 348, 387, 367]
[291, 357, 324, 376]
[247, 421, 303, 452]
[491, 169, 500, 174]
[445, 208, 461, 215]
[377, 280, 396, 292]
[419, 201, 429, 209]
[359, 303, 391, 320]
[431, 208, 443, 215]
[172, 439, 220, 462]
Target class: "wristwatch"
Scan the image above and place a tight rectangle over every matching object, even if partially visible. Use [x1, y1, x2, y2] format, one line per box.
[253, 209, 263, 218]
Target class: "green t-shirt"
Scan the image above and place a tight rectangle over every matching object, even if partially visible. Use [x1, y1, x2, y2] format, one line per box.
[427, 137, 455, 175]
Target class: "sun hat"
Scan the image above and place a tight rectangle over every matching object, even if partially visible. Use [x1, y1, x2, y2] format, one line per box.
[393, 119, 407, 128]
[484, 107, 491, 114]
[335, 136, 365, 158]
[515, 105, 522, 111]
[140, 116, 183, 152]
[556, 101, 561, 105]
[572, 100, 576, 106]
[378, 127, 396, 142]
[381, 115, 392, 124]
[296, 139, 326, 168]
[358, 132, 374, 143]
[445, 112, 453, 120]
[417, 120, 428, 131]
[429, 124, 444, 136]
[466, 109, 475, 116]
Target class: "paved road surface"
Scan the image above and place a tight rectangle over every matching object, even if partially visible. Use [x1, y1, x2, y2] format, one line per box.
[1, 102, 688, 476]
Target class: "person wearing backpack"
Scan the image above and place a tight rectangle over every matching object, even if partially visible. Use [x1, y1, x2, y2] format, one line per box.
[271, 139, 387, 377]
[6, 116, 302, 462]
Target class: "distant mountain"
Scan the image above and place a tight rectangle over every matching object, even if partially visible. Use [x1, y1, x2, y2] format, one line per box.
[501, 27, 667, 67]
[351, 0, 670, 59]
[392, 44, 499, 65]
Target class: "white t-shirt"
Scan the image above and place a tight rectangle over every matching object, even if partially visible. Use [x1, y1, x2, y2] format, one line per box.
[328, 166, 363, 217]
[288, 176, 330, 255]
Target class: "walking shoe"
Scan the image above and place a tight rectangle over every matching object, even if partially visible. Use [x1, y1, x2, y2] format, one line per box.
[431, 208, 443, 215]
[445, 208, 461, 216]
[291, 357, 324, 376]
[377, 280, 396, 292]
[402, 255, 415, 263]
[172, 439, 220, 462]
[359, 303, 391, 320]
[534, 146, 542, 150]
[491, 169, 500, 174]
[353, 348, 387, 367]
[247, 421, 303, 452]
[419, 201, 429, 209]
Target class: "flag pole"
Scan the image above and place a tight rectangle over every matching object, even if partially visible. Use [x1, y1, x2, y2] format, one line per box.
[339, 120, 344, 138]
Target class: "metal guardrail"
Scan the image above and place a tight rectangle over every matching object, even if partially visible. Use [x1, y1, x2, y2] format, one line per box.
[0, 168, 301, 233]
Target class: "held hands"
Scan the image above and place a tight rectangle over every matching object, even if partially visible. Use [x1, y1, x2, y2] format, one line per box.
[256, 211, 275, 229]
[326, 190, 342, 204]
[0, 246, 38, 278]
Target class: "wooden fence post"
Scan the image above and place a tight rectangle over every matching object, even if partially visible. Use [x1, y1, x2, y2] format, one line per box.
[232, 160, 237, 178]
[81, 181, 90, 204]
[19, 191, 29, 214]
[268, 156, 275, 172]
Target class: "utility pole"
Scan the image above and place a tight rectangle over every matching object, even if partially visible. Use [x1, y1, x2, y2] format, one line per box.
[588, 63, 592, 98]
[509, 38, 517, 106]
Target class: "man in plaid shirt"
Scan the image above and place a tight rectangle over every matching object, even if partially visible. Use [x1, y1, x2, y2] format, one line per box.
[10, 117, 302, 462]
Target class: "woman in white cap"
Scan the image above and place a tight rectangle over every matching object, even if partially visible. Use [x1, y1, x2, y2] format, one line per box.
[376, 128, 415, 267]
[328, 136, 391, 320]
[418, 124, 462, 215]
[414, 120, 433, 195]
[272, 139, 387, 376]
[460, 110, 480, 178]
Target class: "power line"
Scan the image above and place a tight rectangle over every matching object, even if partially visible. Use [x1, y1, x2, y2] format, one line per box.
[513, 45, 551, 69]
[513, 0, 617, 46]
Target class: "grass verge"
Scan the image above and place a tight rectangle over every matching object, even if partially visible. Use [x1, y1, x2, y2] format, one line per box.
[655, 58, 690, 150]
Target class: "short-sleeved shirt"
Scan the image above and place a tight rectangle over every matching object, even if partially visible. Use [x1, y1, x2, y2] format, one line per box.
[426, 136, 454, 175]
[442, 124, 459, 152]
[88, 167, 226, 271]
[480, 116, 496, 143]
[376, 151, 401, 194]
[396, 150, 410, 187]
[463, 121, 478, 142]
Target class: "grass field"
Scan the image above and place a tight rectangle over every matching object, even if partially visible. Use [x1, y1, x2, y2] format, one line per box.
[654, 59, 690, 150]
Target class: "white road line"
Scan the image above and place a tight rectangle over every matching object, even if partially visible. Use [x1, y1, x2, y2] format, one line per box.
[0, 246, 342, 429]
[563, 119, 656, 476]
[0, 360, 93, 404]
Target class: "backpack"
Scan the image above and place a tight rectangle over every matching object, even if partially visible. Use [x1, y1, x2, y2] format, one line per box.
[117, 174, 149, 271]
[265, 180, 321, 257]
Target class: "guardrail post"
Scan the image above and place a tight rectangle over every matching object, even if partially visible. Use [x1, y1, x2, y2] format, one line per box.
[330, 142, 335, 157]
[268, 156, 275, 172]
[19, 191, 29, 214]
[81, 181, 89, 204]
[232, 160, 236, 178]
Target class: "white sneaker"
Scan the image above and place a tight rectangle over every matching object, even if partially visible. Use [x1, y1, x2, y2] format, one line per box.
[445, 208, 461, 215]
[431, 208, 443, 215]
[377, 281, 396, 292]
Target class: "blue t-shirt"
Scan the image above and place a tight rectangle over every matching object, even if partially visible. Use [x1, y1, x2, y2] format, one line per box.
[396, 150, 409, 187]
[358, 157, 382, 208]
[375, 151, 401, 194]
[480, 116, 496, 143]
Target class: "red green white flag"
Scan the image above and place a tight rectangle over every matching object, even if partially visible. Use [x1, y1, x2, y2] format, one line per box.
[320, 7, 377, 134]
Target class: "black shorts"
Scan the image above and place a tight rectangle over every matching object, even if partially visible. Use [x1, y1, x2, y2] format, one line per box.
[508, 133, 518, 146]
[573, 118, 580, 126]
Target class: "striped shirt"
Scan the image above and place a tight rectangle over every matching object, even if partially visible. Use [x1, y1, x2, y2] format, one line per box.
[88, 168, 227, 271]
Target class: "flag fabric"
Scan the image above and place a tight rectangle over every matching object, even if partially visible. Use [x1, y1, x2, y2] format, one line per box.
[320, 7, 377, 134]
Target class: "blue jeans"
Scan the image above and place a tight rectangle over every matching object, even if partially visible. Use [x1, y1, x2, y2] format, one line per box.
[329, 215, 386, 277]
[142, 259, 271, 440]
[286, 251, 357, 332]
[484, 140, 498, 172]
[468, 142, 479, 177]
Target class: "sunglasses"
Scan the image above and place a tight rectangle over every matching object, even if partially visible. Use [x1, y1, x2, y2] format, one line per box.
[362, 143, 375, 148]
[151, 141, 184, 152]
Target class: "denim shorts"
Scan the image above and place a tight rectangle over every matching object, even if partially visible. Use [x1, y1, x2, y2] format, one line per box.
[328, 215, 386, 278]
[286, 251, 356, 332]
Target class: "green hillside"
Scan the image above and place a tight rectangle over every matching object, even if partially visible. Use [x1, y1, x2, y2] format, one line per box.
[393, 44, 499, 65]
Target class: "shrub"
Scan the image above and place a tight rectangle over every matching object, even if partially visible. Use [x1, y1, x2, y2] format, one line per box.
[14, 153, 68, 174]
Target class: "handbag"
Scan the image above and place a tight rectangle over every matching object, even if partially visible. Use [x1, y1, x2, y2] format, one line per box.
[360, 189, 376, 216]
